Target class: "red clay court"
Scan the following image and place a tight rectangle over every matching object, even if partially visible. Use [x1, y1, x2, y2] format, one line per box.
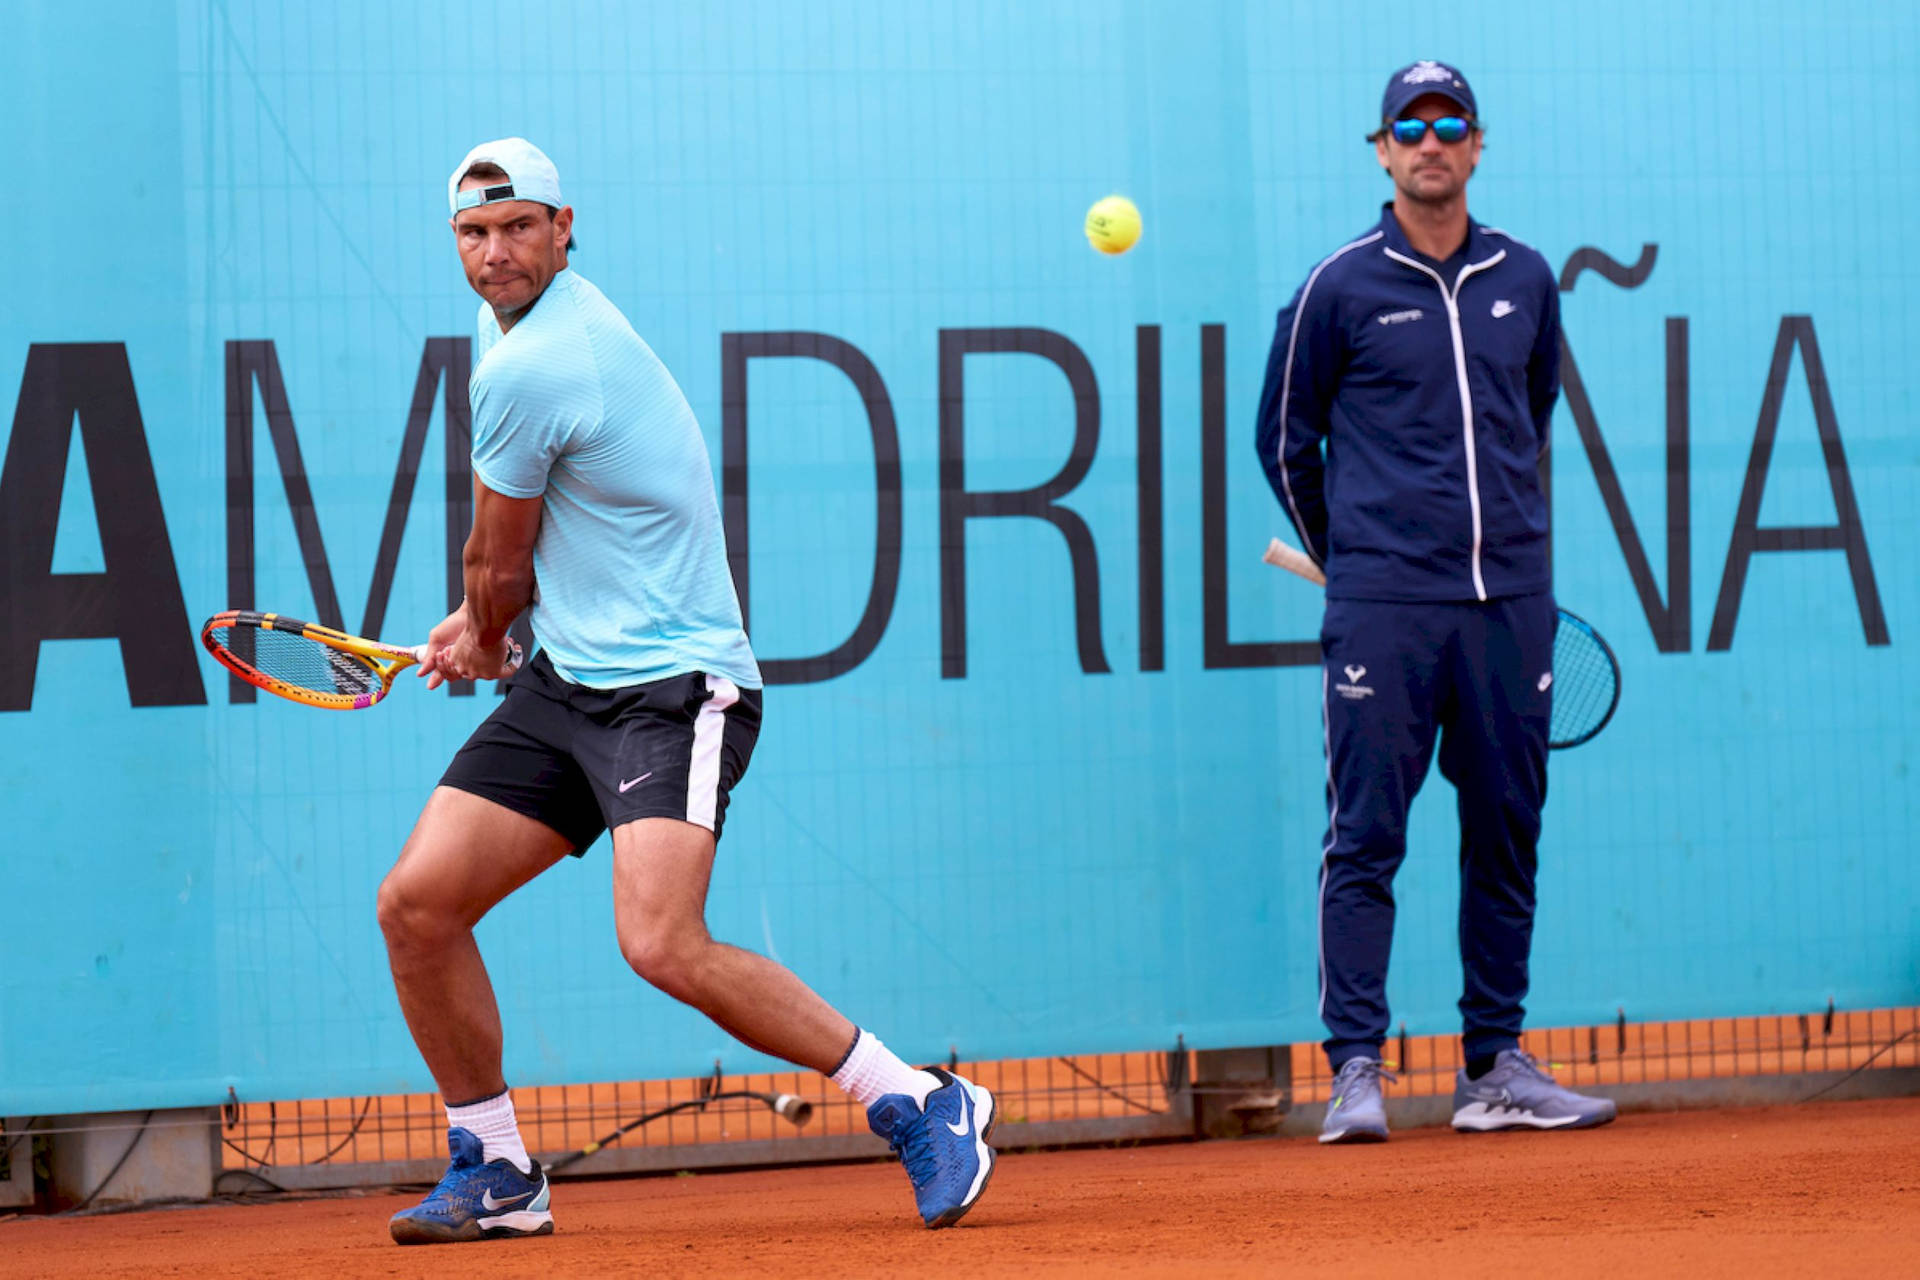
[10, 1096, 1917, 1278]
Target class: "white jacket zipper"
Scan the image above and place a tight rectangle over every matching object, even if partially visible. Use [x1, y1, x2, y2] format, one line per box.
[1383, 246, 1506, 602]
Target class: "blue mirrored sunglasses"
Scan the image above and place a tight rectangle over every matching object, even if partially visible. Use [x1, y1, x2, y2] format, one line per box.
[1389, 116, 1474, 145]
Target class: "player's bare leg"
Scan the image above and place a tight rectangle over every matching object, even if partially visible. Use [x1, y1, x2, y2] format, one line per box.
[378, 787, 572, 1099]
[610, 816, 857, 1068]
[612, 816, 998, 1227]
[377, 786, 571, 1243]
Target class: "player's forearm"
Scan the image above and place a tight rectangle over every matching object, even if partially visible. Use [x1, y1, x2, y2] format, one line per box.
[461, 542, 533, 646]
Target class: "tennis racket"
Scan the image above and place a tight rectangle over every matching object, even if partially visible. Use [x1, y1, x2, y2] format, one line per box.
[1545, 608, 1620, 748]
[1261, 538, 1621, 749]
[200, 610, 521, 710]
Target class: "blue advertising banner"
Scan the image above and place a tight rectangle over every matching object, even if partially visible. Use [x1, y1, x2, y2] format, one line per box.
[2, 1, 1912, 1112]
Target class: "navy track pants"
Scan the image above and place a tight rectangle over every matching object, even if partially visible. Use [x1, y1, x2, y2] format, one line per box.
[1316, 594, 1555, 1069]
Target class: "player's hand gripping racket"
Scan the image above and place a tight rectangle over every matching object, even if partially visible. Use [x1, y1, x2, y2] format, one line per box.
[200, 610, 522, 710]
[1262, 538, 1620, 749]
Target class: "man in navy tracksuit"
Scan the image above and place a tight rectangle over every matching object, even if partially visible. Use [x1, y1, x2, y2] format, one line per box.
[1254, 61, 1615, 1142]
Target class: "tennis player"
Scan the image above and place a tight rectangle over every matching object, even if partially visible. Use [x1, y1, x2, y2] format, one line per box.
[379, 137, 995, 1244]
[1253, 64, 1615, 1142]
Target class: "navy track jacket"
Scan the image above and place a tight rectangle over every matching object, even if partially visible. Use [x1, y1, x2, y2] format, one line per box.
[1254, 205, 1561, 602]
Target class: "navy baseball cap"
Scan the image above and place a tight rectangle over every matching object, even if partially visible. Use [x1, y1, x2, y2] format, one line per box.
[1379, 60, 1477, 125]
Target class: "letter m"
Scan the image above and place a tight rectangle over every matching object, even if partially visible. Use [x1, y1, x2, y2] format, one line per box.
[223, 338, 472, 701]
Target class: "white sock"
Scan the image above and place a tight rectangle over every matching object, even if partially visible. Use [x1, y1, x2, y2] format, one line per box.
[446, 1089, 533, 1175]
[829, 1029, 942, 1109]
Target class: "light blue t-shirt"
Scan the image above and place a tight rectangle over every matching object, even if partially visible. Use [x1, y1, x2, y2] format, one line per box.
[470, 268, 761, 690]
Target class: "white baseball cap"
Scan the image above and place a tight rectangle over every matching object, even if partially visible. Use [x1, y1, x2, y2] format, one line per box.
[447, 137, 565, 216]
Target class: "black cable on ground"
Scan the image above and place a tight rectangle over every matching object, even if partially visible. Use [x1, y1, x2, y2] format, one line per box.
[1798, 1029, 1917, 1104]
[212, 1167, 288, 1195]
[0, 1116, 40, 1168]
[221, 1098, 288, 1170]
[222, 1137, 276, 1168]
[547, 1090, 783, 1174]
[1053, 1056, 1163, 1114]
[70, 1110, 155, 1213]
[311, 1096, 375, 1165]
[60, 1195, 210, 1218]
[216, 1092, 369, 1187]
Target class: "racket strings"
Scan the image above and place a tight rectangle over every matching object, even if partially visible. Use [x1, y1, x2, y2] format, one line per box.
[1550, 624, 1617, 746]
[210, 624, 383, 699]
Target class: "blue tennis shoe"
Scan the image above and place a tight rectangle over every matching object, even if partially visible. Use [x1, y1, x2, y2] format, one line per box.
[866, 1067, 997, 1228]
[388, 1126, 554, 1244]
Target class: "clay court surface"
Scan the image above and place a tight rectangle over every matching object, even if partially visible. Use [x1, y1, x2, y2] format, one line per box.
[9, 1097, 1918, 1278]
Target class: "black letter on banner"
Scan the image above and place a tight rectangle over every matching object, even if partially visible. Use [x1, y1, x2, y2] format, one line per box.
[1557, 245, 1692, 652]
[1556, 319, 1693, 653]
[1707, 316, 1889, 650]
[227, 339, 504, 701]
[0, 344, 203, 709]
[1137, 326, 1165, 672]
[365, 337, 469, 641]
[1200, 324, 1317, 668]
[938, 328, 1109, 679]
[1557, 244, 1659, 293]
[720, 332, 903, 684]
[225, 340, 346, 702]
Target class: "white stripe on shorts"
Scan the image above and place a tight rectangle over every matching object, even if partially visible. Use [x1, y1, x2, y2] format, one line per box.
[686, 675, 740, 831]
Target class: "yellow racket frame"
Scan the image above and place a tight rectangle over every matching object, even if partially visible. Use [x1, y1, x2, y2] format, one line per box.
[200, 610, 424, 710]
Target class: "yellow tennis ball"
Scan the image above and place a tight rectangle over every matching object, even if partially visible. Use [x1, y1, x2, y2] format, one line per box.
[1085, 195, 1141, 255]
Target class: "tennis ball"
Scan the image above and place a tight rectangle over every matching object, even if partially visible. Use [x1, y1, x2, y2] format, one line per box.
[1085, 195, 1141, 255]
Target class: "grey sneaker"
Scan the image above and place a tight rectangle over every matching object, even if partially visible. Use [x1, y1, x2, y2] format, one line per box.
[1319, 1057, 1393, 1144]
[1451, 1048, 1618, 1132]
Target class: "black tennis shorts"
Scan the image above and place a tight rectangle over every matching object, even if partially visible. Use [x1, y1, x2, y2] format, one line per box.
[439, 651, 763, 853]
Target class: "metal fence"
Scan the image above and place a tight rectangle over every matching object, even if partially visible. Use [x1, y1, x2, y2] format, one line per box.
[202, 1005, 1918, 1194]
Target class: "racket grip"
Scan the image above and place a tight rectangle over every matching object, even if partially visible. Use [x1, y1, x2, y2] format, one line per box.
[411, 645, 428, 663]
[1262, 537, 1327, 587]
